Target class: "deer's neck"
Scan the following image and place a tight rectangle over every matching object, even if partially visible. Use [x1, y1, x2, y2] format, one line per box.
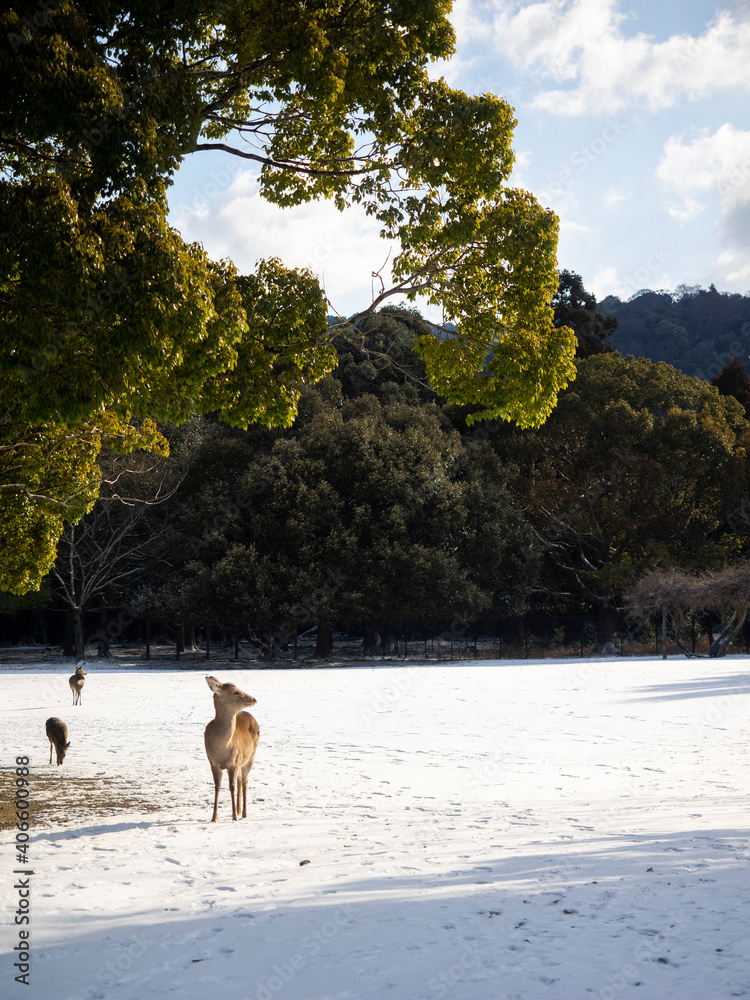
[212, 699, 240, 744]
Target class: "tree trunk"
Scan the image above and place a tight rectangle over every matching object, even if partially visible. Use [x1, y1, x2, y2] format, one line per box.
[145, 619, 151, 661]
[185, 622, 197, 651]
[597, 605, 619, 645]
[379, 626, 398, 656]
[205, 624, 211, 661]
[267, 630, 277, 660]
[661, 607, 667, 660]
[97, 607, 111, 657]
[72, 606, 85, 661]
[62, 611, 75, 658]
[314, 623, 333, 658]
[363, 627, 380, 656]
[709, 608, 747, 657]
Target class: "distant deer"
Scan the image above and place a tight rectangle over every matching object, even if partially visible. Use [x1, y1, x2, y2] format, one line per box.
[46, 717, 70, 765]
[69, 664, 86, 705]
[204, 675, 260, 823]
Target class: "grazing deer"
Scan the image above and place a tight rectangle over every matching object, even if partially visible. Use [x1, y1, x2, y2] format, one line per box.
[204, 675, 260, 823]
[46, 717, 70, 765]
[69, 664, 86, 705]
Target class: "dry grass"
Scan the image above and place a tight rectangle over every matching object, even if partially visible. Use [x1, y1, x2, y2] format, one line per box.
[0, 769, 160, 830]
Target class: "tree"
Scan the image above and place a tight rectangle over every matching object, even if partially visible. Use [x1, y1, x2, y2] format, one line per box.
[626, 568, 700, 659]
[553, 270, 617, 359]
[1, 2, 574, 592]
[698, 563, 750, 656]
[711, 355, 750, 418]
[496, 353, 750, 639]
[50, 452, 175, 658]
[627, 563, 750, 658]
[180, 542, 273, 659]
[136, 380, 536, 656]
[334, 306, 437, 403]
[598, 285, 750, 377]
[0, 416, 167, 596]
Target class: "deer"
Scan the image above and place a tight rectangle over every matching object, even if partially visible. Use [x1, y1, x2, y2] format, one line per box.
[69, 663, 86, 705]
[204, 675, 260, 823]
[46, 717, 70, 765]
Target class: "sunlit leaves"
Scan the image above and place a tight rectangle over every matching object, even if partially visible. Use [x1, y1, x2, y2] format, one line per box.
[0, 412, 166, 593]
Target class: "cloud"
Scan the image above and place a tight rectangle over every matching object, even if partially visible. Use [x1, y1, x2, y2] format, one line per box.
[481, 1, 750, 115]
[655, 124, 750, 289]
[602, 186, 629, 209]
[589, 265, 623, 299]
[655, 123, 750, 219]
[171, 170, 396, 317]
[588, 258, 671, 302]
[718, 249, 750, 286]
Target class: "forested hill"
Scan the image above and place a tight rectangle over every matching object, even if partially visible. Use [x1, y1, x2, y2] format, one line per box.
[599, 285, 750, 381]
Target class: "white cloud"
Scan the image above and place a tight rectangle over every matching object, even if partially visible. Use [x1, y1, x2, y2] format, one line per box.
[171, 170, 396, 317]
[429, 0, 480, 83]
[586, 248, 672, 300]
[655, 124, 750, 290]
[480, 1, 750, 116]
[602, 186, 629, 208]
[655, 123, 750, 218]
[589, 265, 623, 299]
[718, 250, 750, 285]
[559, 216, 591, 237]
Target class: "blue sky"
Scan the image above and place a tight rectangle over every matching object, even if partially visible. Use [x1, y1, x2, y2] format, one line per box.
[168, 0, 750, 317]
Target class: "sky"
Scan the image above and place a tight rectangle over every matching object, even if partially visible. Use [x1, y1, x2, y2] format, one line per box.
[167, 0, 750, 319]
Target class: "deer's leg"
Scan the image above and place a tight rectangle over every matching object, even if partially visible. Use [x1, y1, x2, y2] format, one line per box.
[240, 765, 250, 818]
[228, 767, 239, 821]
[210, 764, 222, 823]
[49, 742, 53, 764]
[237, 767, 247, 819]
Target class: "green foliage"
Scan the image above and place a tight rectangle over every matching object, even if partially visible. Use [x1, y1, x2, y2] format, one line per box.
[333, 306, 437, 401]
[0, 415, 166, 594]
[711, 355, 750, 418]
[138, 384, 535, 638]
[497, 353, 750, 613]
[1, 1, 573, 593]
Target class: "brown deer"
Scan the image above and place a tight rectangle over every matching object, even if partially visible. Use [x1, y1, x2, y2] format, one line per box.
[204, 675, 260, 823]
[69, 664, 86, 705]
[46, 717, 70, 765]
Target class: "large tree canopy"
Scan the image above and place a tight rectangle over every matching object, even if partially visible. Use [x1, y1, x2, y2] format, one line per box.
[495, 353, 750, 637]
[0, 1, 574, 592]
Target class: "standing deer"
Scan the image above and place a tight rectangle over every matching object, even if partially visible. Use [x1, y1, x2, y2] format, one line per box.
[46, 717, 70, 765]
[204, 675, 260, 823]
[69, 664, 86, 705]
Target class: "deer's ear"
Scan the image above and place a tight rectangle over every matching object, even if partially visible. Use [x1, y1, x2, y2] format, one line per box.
[205, 675, 221, 693]
[66, 742, 71, 749]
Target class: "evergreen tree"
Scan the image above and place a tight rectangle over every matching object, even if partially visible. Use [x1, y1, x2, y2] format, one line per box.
[553, 270, 617, 359]
[711, 355, 750, 418]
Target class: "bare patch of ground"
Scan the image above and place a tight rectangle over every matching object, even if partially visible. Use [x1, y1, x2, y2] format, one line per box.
[0, 769, 160, 829]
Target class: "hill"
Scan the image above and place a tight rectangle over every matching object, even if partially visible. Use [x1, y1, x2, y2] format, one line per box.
[598, 285, 750, 380]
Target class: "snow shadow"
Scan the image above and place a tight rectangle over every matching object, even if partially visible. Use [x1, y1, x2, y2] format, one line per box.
[28, 824, 750, 1000]
[624, 671, 750, 703]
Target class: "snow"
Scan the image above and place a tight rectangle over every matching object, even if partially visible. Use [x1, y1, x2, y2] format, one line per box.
[2, 655, 750, 1000]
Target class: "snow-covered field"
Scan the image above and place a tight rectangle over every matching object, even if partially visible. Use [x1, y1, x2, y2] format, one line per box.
[2, 656, 750, 1000]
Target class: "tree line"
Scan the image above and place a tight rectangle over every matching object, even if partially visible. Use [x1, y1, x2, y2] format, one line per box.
[600, 284, 750, 381]
[5, 287, 750, 659]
